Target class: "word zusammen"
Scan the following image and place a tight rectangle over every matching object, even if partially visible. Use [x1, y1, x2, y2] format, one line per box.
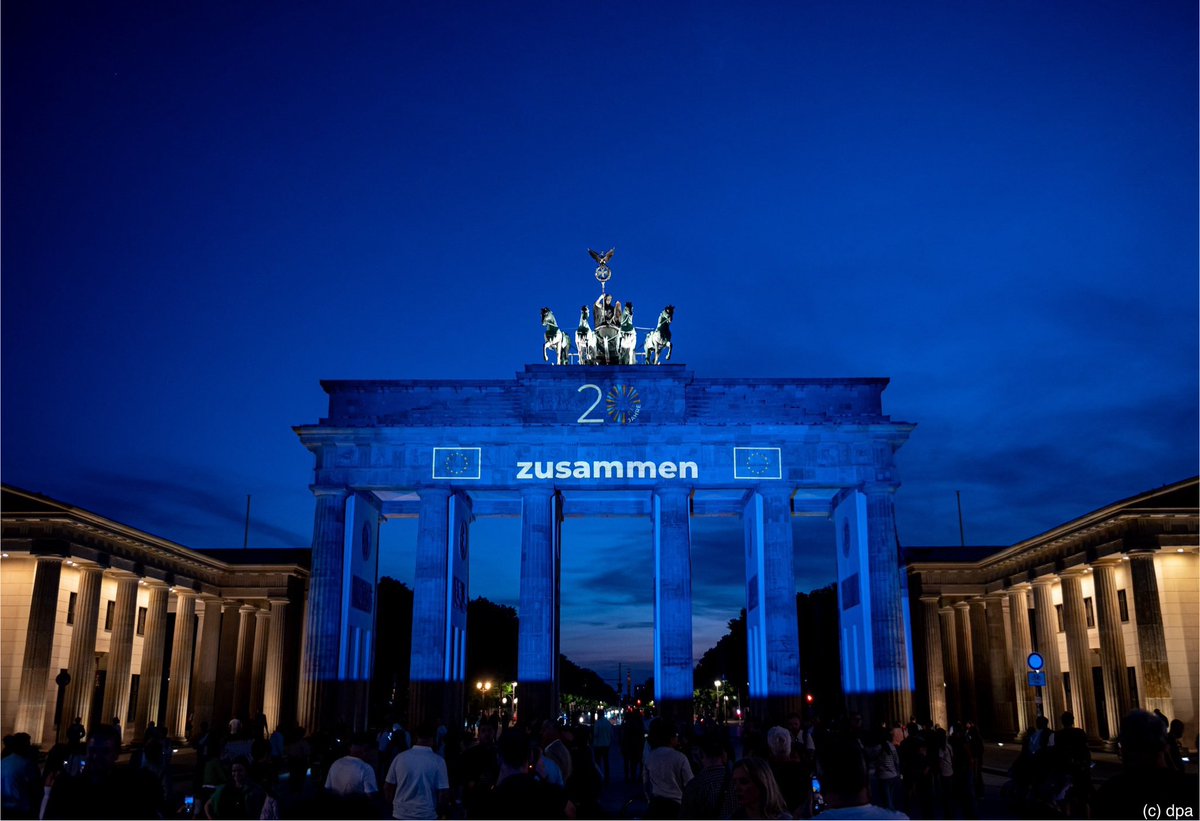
[516, 460, 699, 480]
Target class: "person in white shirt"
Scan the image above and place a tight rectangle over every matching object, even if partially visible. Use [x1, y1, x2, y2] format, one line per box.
[325, 733, 379, 797]
[384, 722, 449, 820]
[642, 719, 693, 818]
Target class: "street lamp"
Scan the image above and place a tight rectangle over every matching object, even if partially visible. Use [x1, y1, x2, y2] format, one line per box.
[475, 680, 493, 717]
[714, 679, 723, 723]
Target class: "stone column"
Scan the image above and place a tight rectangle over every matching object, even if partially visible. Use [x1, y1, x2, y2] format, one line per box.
[249, 607, 271, 720]
[261, 598, 290, 732]
[864, 488, 913, 723]
[742, 486, 803, 719]
[62, 564, 103, 736]
[299, 487, 349, 732]
[189, 595, 224, 734]
[1031, 577, 1065, 723]
[968, 598, 994, 731]
[920, 596, 948, 729]
[654, 486, 694, 724]
[134, 584, 169, 739]
[1092, 558, 1132, 738]
[13, 557, 63, 745]
[1059, 568, 1100, 738]
[100, 574, 139, 738]
[953, 602, 978, 723]
[165, 590, 196, 738]
[1127, 552, 1173, 715]
[232, 604, 257, 719]
[938, 607, 960, 724]
[517, 488, 560, 725]
[983, 594, 1017, 736]
[1006, 585, 1037, 734]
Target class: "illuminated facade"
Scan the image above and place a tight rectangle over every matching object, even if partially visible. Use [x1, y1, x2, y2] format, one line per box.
[295, 365, 918, 730]
[0, 487, 308, 745]
[906, 477, 1198, 742]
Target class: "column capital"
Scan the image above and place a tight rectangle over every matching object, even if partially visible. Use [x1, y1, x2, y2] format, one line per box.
[953, 600, 972, 611]
[1006, 581, 1032, 591]
[239, 603, 258, 615]
[171, 586, 197, 599]
[68, 560, 104, 576]
[1126, 549, 1158, 559]
[311, 485, 350, 499]
[1091, 556, 1124, 569]
[1058, 565, 1090, 579]
[1031, 574, 1059, 587]
[981, 591, 1008, 603]
[919, 594, 942, 605]
[267, 597, 290, 606]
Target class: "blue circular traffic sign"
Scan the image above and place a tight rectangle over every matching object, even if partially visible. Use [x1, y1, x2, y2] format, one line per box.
[1027, 652, 1044, 671]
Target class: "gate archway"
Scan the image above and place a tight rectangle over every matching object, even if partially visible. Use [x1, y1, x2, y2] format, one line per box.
[294, 364, 916, 729]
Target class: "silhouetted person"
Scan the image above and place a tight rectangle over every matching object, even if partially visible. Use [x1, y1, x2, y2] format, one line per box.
[681, 736, 735, 820]
[43, 724, 164, 819]
[481, 727, 569, 819]
[815, 732, 908, 819]
[1094, 710, 1197, 820]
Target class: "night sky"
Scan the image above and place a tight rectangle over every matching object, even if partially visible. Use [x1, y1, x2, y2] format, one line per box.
[4, 1, 1196, 685]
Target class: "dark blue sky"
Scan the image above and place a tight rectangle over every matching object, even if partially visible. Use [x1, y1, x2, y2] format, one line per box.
[4, 1, 1196, 682]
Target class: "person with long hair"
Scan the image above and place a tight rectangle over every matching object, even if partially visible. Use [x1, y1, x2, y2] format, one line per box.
[730, 757, 791, 820]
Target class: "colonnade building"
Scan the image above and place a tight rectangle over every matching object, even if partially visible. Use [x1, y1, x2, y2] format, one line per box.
[907, 477, 1198, 742]
[0, 486, 308, 746]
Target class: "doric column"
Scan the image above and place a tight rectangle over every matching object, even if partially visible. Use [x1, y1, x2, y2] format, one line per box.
[261, 599, 290, 732]
[13, 557, 63, 745]
[1092, 558, 1132, 738]
[134, 583, 169, 739]
[1127, 551, 1173, 714]
[938, 606, 960, 724]
[165, 590, 196, 738]
[1006, 585, 1037, 734]
[743, 486, 802, 719]
[232, 604, 257, 719]
[654, 486, 694, 724]
[100, 574, 139, 739]
[248, 607, 271, 721]
[863, 488, 913, 722]
[983, 594, 1017, 736]
[299, 487, 349, 732]
[1059, 568, 1100, 738]
[62, 564, 103, 736]
[517, 488, 560, 726]
[953, 602, 978, 722]
[189, 594, 224, 734]
[1031, 577, 1065, 723]
[968, 598, 993, 731]
[920, 596, 948, 729]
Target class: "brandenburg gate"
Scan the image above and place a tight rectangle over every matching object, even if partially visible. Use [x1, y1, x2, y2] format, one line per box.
[294, 253, 917, 729]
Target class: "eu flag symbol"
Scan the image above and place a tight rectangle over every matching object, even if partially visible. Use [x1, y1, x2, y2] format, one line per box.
[432, 447, 482, 480]
[733, 447, 782, 480]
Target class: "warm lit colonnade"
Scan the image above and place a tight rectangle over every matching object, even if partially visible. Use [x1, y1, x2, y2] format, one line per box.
[1, 486, 308, 746]
[907, 477, 1198, 742]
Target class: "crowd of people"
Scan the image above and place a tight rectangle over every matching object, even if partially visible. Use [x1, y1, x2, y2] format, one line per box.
[0, 705, 1195, 820]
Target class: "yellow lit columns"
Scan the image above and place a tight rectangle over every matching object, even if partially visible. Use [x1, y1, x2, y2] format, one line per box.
[13, 557, 63, 745]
